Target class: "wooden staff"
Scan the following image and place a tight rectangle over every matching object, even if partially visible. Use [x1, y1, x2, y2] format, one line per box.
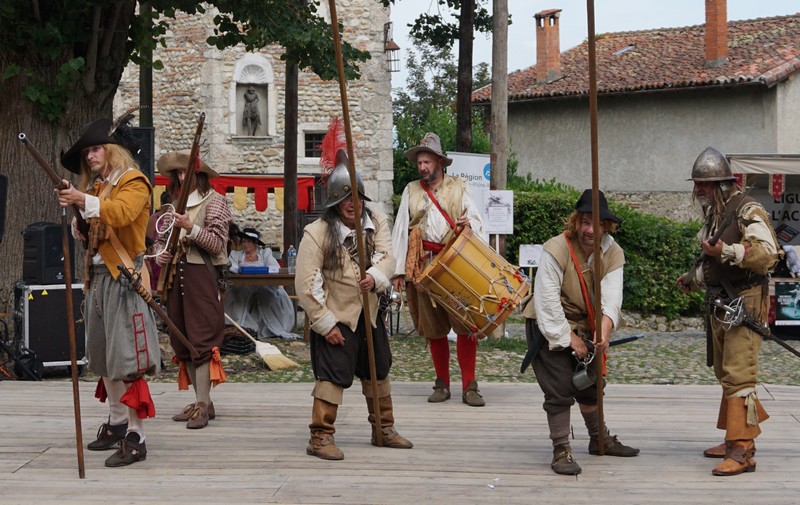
[17, 133, 86, 477]
[327, 0, 382, 445]
[586, 0, 605, 455]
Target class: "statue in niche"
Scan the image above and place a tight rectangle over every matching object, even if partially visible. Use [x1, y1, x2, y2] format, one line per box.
[242, 86, 262, 136]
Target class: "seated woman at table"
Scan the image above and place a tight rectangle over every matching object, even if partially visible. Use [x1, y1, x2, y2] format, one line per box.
[226, 227, 300, 340]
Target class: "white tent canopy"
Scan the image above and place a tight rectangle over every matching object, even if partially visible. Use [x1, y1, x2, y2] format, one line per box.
[728, 154, 800, 175]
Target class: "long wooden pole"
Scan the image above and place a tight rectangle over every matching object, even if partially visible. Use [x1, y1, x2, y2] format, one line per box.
[60, 204, 86, 478]
[326, 0, 382, 445]
[586, 0, 605, 455]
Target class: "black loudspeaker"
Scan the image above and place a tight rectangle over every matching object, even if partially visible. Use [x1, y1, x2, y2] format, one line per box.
[22, 222, 75, 285]
[13, 282, 86, 368]
[131, 126, 155, 183]
[0, 173, 7, 243]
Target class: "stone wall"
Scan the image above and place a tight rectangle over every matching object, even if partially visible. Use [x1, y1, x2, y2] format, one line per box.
[114, 1, 393, 250]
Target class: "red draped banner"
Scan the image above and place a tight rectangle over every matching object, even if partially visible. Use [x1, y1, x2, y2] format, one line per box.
[153, 175, 316, 211]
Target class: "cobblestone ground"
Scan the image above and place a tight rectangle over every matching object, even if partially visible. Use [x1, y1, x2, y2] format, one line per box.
[131, 310, 800, 387]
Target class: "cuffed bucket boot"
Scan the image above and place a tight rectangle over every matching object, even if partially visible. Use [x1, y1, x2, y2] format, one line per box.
[365, 394, 413, 449]
[704, 395, 729, 458]
[712, 396, 767, 476]
[307, 398, 344, 460]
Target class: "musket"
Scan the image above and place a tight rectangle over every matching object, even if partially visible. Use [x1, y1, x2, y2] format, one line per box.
[17, 133, 90, 241]
[711, 298, 800, 359]
[156, 112, 206, 300]
[117, 265, 199, 359]
[17, 132, 86, 478]
[681, 212, 735, 290]
[327, 0, 382, 444]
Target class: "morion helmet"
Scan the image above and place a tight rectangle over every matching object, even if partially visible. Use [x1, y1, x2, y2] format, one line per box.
[689, 147, 734, 182]
[324, 149, 371, 208]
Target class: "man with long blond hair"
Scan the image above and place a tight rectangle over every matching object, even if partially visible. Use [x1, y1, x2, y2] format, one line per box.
[57, 116, 160, 467]
[521, 189, 638, 475]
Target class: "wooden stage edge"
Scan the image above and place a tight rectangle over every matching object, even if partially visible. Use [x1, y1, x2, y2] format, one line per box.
[0, 381, 799, 505]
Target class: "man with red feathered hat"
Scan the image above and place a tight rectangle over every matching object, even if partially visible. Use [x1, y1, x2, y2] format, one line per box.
[56, 111, 161, 467]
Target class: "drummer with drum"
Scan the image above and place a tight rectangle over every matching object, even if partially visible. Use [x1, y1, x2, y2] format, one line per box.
[391, 132, 487, 407]
[521, 190, 639, 475]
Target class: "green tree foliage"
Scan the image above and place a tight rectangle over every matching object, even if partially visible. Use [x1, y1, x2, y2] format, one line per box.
[506, 182, 704, 319]
[0, 0, 370, 121]
[392, 43, 489, 195]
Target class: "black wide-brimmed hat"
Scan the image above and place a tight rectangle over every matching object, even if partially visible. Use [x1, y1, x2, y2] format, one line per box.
[575, 189, 621, 224]
[238, 227, 266, 247]
[60, 117, 141, 174]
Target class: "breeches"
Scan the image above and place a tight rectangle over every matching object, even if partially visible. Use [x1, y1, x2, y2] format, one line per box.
[86, 267, 160, 380]
[310, 311, 392, 389]
[532, 343, 599, 414]
[167, 261, 224, 365]
[406, 281, 469, 339]
[709, 285, 766, 397]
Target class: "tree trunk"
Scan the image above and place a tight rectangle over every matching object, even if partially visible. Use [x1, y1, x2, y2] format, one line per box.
[455, 0, 474, 152]
[0, 2, 132, 319]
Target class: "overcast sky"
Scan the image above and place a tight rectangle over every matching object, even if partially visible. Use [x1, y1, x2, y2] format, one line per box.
[389, 0, 799, 91]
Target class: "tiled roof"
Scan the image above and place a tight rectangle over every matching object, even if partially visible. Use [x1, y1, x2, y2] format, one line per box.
[472, 13, 800, 103]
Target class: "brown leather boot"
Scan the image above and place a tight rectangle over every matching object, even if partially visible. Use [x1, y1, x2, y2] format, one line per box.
[703, 395, 728, 458]
[711, 396, 765, 476]
[307, 398, 344, 460]
[712, 440, 756, 476]
[365, 394, 413, 449]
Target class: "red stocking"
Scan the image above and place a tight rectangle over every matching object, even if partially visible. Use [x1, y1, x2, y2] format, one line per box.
[456, 334, 477, 391]
[428, 337, 450, 387]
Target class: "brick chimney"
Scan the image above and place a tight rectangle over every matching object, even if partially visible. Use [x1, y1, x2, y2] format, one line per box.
[535, 9, 562, 83]
[704, 0, 728, 67]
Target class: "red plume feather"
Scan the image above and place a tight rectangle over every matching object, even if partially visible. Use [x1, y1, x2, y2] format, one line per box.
[319, 117, 346, 182]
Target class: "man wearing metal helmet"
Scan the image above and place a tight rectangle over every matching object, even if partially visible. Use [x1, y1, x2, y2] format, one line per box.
[56, 115, 160, 467]
[295, 151, 413, 460]
[677, 146, 780, 476]
[522, 190, 638, 475]
[391, 132, 487, 407]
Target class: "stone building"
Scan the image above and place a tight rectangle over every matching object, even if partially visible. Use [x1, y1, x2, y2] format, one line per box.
[114, 1, 394, 249]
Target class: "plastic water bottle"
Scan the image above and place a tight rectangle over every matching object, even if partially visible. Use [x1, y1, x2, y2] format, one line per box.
[287, 245, 297, 273]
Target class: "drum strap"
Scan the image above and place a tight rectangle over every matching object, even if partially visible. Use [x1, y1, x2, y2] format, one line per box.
[421, 182, 456, 229]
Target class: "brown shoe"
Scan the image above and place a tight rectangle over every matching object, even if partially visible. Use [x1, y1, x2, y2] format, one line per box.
[173, 402, 216, 422]
[427, 378, 451, 403]
[87, 420, 128, 451]
[372, 426, 414, 449]
[104, 432, 147, 467]
[551, 444, 582, 475]
[307, 432, 344, 460]
[186, 402, 210, 429]
[589, 433, 639, 456]
[712, 441, 757, 476]
[462, 380, 485, 407]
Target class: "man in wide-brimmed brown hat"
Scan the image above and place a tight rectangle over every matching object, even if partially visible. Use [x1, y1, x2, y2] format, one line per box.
[154, 150, 231, 430]
[390, 132, 487, 407]
[56, 115, 161, 467]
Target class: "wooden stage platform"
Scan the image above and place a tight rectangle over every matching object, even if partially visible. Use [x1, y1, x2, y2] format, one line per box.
[1, 381, 798, 504]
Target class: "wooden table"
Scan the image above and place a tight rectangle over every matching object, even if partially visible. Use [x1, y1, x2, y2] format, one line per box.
[228, 270, 295, 288]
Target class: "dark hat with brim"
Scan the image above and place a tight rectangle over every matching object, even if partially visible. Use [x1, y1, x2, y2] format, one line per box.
[60, 118, 140, 174]
[238, 227, 266, 247]
[575, 189, 621, 224]
[156, 150, 219, 178]
[405, 132, 453, 167]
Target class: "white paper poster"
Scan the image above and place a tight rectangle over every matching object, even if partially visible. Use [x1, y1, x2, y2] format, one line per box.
[484, 190, 514, 235]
